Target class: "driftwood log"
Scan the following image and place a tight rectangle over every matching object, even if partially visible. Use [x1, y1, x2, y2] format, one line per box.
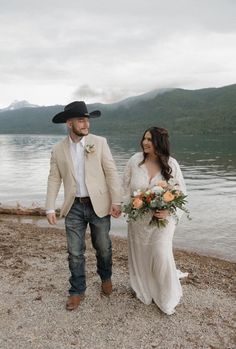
[0, 205, 60, 216]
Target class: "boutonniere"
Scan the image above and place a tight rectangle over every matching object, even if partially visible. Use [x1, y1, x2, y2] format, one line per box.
[85, 144, 96, 154]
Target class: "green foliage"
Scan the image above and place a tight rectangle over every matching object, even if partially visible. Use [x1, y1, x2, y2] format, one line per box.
[0, 105, 66, 134]
[0, 84, 235, 135]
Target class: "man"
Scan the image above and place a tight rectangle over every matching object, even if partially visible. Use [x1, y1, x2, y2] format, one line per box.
[45, 101, 122, 311]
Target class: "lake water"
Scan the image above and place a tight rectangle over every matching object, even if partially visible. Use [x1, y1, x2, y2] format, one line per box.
[0, 133, 235, 262]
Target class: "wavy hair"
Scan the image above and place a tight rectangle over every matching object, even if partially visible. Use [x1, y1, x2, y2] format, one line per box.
[139, 127, 173, 181]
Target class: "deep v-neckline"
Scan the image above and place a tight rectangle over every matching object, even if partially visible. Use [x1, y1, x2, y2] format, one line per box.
[142, 163, 161, 184]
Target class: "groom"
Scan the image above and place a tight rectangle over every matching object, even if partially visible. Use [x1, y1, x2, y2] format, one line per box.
[45, 101, 122, 310]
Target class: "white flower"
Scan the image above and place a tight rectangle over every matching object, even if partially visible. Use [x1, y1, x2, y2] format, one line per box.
[85, 144, 95, 154]
[133, 189, 142, 197]
[151, 186, 164, 194]
[150, 200, 158, 208]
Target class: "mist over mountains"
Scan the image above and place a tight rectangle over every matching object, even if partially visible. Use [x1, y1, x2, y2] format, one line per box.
[1, 100, 39, 111]
[0, 84, 235, 135]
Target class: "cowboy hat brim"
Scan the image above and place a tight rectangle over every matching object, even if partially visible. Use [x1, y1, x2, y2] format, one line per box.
[52, 109, 101, 123]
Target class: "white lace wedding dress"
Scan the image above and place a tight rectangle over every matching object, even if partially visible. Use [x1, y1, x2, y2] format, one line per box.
[123, 152, 187, 315]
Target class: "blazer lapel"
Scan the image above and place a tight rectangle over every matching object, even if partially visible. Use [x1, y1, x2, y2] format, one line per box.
[62, 136, 77, 181]
[84, 134, 94, 157]
[84, 134, 94, 173]
[84, 134, 91, 148]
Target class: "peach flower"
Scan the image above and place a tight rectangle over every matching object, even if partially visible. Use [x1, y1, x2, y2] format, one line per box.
[157, 180, 168, 188]
[132, 197, 143, 209]
[163, 191, 175, 202]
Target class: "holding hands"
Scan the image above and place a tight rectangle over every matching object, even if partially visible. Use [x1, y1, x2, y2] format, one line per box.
[110, 204, 122, 218]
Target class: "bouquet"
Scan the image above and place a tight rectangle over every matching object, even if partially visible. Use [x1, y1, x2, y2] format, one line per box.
[122, 179, 190, 228]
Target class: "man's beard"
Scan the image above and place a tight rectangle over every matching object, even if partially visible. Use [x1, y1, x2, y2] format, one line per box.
[72, 125, 89, 137]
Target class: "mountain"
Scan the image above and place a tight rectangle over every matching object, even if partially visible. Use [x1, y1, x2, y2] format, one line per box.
[0, 84, 235, 135]
[0, 100, 39, 111]
[0, 105, 66, 134]
[108, 88, 172, 108]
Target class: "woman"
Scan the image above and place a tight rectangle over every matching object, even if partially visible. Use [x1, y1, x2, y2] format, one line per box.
[123, 127, 187, 315]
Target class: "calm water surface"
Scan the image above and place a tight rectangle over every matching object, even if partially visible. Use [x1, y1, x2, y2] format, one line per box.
[0, 134, 235, 261]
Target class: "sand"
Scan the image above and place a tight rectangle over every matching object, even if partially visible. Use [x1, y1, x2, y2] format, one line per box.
[0, 218, 235, 349]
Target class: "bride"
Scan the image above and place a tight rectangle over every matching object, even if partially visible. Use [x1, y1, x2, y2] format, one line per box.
[123, 127, 187, 315]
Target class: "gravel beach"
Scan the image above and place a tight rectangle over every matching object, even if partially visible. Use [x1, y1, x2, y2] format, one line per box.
[0, 218, 235, 349]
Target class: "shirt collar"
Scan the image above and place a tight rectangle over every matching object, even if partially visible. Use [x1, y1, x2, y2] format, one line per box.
[69, 135, 85, 147]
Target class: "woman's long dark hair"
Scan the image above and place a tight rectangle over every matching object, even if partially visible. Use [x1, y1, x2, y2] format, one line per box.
[139, 127, 173, 181]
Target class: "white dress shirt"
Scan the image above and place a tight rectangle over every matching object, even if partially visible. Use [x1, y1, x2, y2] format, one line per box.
[69, 136, 89, 198]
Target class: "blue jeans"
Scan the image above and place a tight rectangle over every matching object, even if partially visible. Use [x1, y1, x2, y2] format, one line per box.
[65, 198, 112, 295]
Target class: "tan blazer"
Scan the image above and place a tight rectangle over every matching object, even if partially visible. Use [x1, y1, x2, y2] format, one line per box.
[45, 134, 122, 218]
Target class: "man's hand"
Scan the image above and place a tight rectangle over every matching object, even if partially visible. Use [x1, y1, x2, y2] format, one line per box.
[46, 212, 57, 225]
[110, 204, 121, 218]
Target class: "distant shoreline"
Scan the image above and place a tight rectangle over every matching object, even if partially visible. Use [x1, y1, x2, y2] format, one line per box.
[0, 212, 235, 264]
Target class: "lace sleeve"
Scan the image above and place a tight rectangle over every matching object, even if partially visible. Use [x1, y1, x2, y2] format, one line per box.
[172, 160, 186, 195]
[122, 157, 132, 204]
[170, 158, 187, 221]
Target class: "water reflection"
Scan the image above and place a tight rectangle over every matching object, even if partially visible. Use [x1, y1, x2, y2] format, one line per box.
[0, 134, 236, 261]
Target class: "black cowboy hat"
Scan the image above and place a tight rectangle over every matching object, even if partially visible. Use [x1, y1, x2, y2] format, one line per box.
[52, 101, 101, 123]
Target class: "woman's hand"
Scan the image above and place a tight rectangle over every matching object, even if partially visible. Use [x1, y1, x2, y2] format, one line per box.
[153, 209, 169, 219]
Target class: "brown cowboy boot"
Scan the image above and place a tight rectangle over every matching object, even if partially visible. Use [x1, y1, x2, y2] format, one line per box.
[101, 280, 112, 296]
[66, 294, 85, 311]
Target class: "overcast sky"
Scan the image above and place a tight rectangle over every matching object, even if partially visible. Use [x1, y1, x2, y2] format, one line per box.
[0, 0, 235, 107]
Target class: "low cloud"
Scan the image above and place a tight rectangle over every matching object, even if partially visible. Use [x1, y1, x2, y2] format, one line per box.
[73, 85, 101, 99]
[0, 0, 236, 107]
[73, 85, 132, 104]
